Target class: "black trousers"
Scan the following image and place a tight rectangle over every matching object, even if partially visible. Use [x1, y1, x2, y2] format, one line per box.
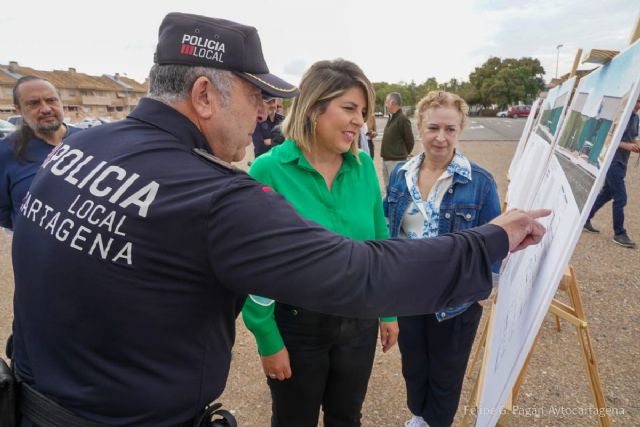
[367, 139, 375, 159]
[398, 303, 482, 427]
[269, 304, 378, 427]
[588, 160, 628, 235]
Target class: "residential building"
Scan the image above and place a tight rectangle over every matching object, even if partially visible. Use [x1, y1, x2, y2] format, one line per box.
[0, 61, 148, 122]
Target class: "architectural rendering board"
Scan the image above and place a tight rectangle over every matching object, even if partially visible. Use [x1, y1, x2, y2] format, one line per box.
[506, 135, 552, 209]
[507, 78, 577, 209]
[477, 39, 640, 427]
[507, 98, 542, 181]
[478, 156, 579, 427]
[535, 77, 577, 144]
[555, 40, 640, 210]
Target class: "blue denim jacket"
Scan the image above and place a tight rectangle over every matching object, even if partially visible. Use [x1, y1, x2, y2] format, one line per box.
[383, 156, 501, 321]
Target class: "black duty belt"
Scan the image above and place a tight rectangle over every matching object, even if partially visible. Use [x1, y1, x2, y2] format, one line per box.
[20, 383, 111, 427]
[20, 383, 236, 427]
[1, 357, 18, 426]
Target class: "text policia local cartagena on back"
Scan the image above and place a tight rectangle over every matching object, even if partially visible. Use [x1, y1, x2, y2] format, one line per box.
[18, 143, 159, 266]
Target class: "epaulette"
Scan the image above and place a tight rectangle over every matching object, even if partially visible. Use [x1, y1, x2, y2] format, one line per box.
[192, 148, 246, 174]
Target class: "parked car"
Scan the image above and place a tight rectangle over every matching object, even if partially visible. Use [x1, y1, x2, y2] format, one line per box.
[496, 110, 508, 118]
[507, 105, 531, 118]
[0, 119, 16, 138]
[7, 115, 22, 127]
[374, 111, 384, 117]
[74, 118, 102, 129]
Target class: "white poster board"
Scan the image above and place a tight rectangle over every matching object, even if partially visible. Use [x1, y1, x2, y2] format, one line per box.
[534, 77, 577, 146]
[505, 136, 553, 209]
[507, 98, 543, 181]
[477, 38, 640, 427]
[507, 77, 577, 209]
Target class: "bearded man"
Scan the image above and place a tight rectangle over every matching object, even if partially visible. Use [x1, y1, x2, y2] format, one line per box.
[0, 76, 80, 230]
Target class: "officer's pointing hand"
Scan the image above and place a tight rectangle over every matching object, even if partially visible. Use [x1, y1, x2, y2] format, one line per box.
[490, 209, 551, 252]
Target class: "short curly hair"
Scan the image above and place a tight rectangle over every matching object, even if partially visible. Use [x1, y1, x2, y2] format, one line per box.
[415, 90, 469, 130]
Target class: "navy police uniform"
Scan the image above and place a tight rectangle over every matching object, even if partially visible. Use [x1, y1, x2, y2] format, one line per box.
[252, 112, 284, 158]
[11, 97, 508, 427]
[10, 12, 509, 427]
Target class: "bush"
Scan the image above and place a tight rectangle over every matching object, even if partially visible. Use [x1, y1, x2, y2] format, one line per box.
[478, 109, 500, 117]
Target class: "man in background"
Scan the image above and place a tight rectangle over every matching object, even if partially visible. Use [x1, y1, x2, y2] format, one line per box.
[584, 96, 640, 248]
[381, 92, 414, 186]
[275, 98, 284, 116]
[0, 76, 80, 230]
[366, 114, 377, 159]
[252, 96, 284, 159]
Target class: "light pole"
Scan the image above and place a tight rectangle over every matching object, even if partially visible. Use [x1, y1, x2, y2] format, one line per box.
[555, 44, 564, 79]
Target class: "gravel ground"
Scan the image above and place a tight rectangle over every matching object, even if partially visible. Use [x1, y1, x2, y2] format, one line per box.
[1, 138, 638, 426]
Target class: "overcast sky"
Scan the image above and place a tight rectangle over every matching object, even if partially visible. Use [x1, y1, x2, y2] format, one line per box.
[1, 0, 638, 86]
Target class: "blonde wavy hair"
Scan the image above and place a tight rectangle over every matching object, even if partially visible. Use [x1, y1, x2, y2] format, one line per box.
[282, 59, 375, 158]
[415, 90, 469, 130]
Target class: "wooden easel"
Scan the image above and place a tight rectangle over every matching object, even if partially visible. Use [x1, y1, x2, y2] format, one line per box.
[461, 16, 640, 425]
[463, 47, 610, 423]
[461, 266, 611, 427]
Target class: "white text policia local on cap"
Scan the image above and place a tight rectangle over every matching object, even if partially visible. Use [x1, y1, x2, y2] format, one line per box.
[180, 34, 226, 63]
[155, 13, 299, 98]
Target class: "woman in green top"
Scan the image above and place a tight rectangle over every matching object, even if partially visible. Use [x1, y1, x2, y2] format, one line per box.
[242, 59, 399, 427]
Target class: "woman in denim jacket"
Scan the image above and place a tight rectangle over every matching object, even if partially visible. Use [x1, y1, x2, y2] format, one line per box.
[383, 91, 501, 427]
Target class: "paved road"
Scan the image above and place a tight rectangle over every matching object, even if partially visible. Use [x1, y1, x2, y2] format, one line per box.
[375, 116, 527, 144]
[461, 116, 526, 141]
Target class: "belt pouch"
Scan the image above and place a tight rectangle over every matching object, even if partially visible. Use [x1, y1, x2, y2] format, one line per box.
[0, 357, 17, 427]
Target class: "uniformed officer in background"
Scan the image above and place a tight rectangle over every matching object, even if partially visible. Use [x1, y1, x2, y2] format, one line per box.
[8, 12, 548, 427]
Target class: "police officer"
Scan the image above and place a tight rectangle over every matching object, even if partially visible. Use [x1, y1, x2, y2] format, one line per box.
[10, 12, 548, 427]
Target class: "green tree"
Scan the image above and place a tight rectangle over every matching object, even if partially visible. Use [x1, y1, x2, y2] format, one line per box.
[372, 81, 416, 113]
[417, 77, 439, 99]
[469, 57, 545, 108]
[370, 56, 544, 113]
[372, 81, 392, 112]
[469, 56, 503, 108]
[439, 78, 462, 93]
[516, 57, 545, 102]
[457, 82, 481, 106]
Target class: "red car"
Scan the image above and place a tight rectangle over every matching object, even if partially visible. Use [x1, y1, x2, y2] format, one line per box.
[507, 105, 531, 118]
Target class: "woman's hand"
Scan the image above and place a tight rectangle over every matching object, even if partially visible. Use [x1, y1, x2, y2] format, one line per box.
[261, 347, 292, 381]
[379, 321, 399, 353]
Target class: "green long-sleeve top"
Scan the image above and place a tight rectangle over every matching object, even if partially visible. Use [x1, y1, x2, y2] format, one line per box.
[242, 139, 395, 356]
